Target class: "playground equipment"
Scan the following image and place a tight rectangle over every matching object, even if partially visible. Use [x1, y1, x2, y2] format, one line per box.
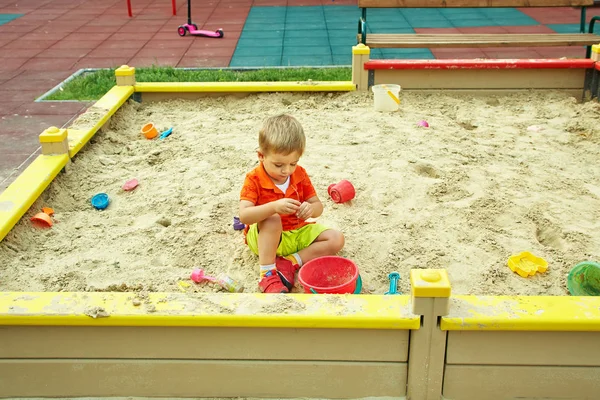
[177, 0, 223, 38]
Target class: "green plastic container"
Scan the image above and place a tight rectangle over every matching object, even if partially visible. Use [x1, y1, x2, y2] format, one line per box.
[567, 261, 600, 296]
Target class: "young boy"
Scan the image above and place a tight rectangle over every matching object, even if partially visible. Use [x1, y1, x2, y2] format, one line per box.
[239, 114, 345, 293]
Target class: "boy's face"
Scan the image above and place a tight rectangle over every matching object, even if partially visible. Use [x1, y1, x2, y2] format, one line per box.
[258, 150, 301, 185]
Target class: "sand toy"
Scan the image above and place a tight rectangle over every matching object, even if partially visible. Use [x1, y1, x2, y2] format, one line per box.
[385, 272, 401, 295]
[232, 216, 245, 230]
[91, 193, 110, 210]
[190, 268, 244, 293]
[122, 178, 139, 191]
[507, 251, 548, 278]
[299, 256, 362, 294]
[328, 180, 355, 204]
[159, 127, 173, 140]
[567, 261, 600, 296]
[141, 123, 158, 139]
[30, 208, 54, 228]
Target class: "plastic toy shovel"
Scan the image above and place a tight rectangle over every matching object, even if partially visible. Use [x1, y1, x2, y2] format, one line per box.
[159, 127, 173, 140]
[385, 272, 401, 295]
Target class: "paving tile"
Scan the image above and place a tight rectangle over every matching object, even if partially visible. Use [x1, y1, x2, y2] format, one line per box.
[380, 48, 434, 59]
[483, 49, 542, 59]
[72, 57, 131, 69]
[96, 40, 149, 50]
[0, 69, 22, 83]
[0, 152, 40, 191]
[127, 56, 184, 67]
[0, 48, 43, 58]
[229, 55, 281, 66]
[1, 77, 66, 91]
[0, 101, 24, 115]
[332, 54, 351, 65]
[19, 32, 71, 41]
[281, 55, 332, 65]
[0, 90, 46, 103]
[35, 48, 92, 58]
[176, 55, 231, 67]
[49, 39, 106, 49]
[457, 26, 508, 34]
[11, 101, 90, 116]
[547, 23, 587, 33]
[20, 57, 79, 71]
[233, 46, 282, 56]
[142, 39, 193, 49]
[237, 37, 283, 47]
[3, 39, 59, 49]
[118, 22, 165, 33]
[85, 47, 140, 58]
[0, 58, 29, 70]
[135, 46, 188, 58]
[283, 45, 331, 56]
[430, 48, 487, 59]
[110, 32, 156, 41]
[185, 46, 236, 57]
[284, 36, 329, 46]
[503, 25, 556, 34]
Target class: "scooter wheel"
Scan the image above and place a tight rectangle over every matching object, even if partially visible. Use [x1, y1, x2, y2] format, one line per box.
[177, 26, 186, 36]
[192, 24, 198, 30]
[216, 28, 224, 38]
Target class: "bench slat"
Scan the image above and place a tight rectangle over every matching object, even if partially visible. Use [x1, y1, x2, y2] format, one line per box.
[358, 0, 593, 8]
[358, 33, 600, 48]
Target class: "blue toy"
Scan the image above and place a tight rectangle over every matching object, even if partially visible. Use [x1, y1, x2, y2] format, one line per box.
[91, 193, 110, 210]
[159, 127, 173, 140]
[385, 272, 401, 295]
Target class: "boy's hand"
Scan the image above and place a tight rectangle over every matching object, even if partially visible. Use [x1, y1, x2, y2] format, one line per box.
[296, 201, 314, 220]
[274, 198, 301, 215]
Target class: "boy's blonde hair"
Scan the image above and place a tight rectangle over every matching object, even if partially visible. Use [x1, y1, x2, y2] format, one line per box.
[259, 114, 305, 156]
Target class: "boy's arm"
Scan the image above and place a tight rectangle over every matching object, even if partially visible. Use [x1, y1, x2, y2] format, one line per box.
[305, 196, 323, 218]
[239, 200, 277, 225]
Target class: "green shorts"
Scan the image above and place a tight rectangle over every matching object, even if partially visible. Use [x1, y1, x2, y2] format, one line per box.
[246, 223, 330, 257]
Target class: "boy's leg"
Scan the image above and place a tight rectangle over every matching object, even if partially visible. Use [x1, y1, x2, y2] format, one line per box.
[296, 229, 345, 265]
[247, 214, 289, 293]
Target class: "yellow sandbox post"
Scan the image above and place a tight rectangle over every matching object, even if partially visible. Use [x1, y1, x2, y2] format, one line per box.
[115, 65, 136, 86]
[407, 269, 451, 400]
[352, 44, 370, 92]
[39, 127, 69, 156]
[591, 44, 600, 62]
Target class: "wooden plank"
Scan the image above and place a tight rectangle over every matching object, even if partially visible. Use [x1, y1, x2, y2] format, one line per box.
[0, 326, 409, 362]
[358, 33, 600, 48]
[443, 365, 600, 400]
[358, 0, 594, 8]
[0, 359, 407, 398]
[374, 69, 586, 90]
[447, 331, 600, 366]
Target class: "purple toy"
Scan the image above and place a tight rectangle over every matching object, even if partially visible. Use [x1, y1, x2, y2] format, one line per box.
[233, 216, 245, 231]
[178, 0, 224, 38]
[417, 120, 430, 128]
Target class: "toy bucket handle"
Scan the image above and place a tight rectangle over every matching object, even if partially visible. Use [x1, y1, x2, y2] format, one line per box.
[309, 274, 362, 294]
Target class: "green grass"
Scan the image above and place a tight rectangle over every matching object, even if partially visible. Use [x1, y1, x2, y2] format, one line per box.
[45, 66, 352, 101]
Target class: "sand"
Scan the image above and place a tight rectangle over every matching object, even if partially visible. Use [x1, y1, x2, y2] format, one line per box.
[1, 90, 600, 296]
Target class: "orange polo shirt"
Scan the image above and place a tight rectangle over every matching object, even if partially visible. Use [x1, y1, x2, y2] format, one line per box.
[240, 163, 317, 232]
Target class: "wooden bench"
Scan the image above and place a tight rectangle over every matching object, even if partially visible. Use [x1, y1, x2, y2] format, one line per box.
[358, 0, 599, 56]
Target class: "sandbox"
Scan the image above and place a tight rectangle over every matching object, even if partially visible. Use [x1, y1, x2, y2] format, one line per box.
[0, 51, 600, 399]
[1, 89, 600, 296]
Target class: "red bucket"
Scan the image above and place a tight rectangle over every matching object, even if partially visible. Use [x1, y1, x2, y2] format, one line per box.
[298, 256, 361, 294]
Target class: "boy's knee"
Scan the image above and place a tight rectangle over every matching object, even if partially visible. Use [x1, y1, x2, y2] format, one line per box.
[329, 230, 345, 253]
[258, 214, 282, 232]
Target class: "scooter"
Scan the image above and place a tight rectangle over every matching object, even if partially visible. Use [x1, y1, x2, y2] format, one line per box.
[177, 0, 224, 38]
